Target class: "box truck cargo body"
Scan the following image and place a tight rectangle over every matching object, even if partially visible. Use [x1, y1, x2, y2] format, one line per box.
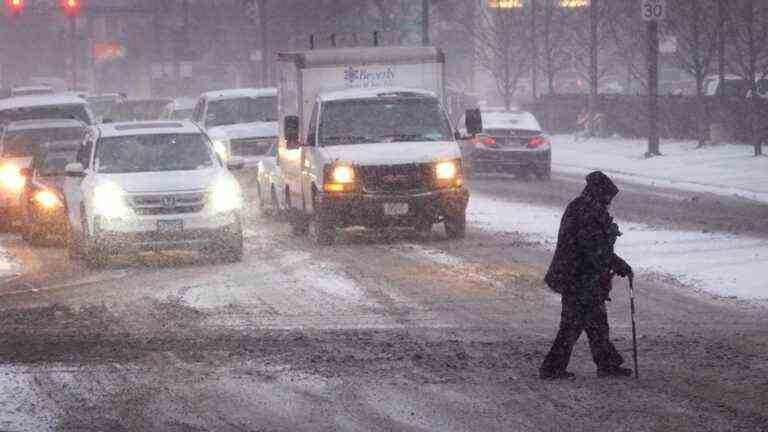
[275, 46, 469, 245]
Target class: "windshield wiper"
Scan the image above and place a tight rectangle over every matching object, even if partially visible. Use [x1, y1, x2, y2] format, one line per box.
[378, 133, 441, 142]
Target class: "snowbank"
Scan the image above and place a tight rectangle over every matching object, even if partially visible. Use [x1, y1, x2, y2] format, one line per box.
[0, 244, 19, 284]
[469, 194, 768, 300]
[551, 135, 768, 203]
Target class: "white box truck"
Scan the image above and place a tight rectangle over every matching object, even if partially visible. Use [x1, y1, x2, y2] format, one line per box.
[275, 46, 479, 245]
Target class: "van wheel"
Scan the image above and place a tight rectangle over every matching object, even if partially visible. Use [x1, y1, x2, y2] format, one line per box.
[67, 223, 84, 260]
[308, 194, 335, 245]
[270, 187, 282, 220]
[82, 216, 107, 269]
[414, 218, 433, 234]
[444, 209, 467, 239]
[290, 212, 309, 236]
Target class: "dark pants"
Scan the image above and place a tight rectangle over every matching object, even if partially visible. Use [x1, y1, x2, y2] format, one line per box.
[540, 295, 623, 373]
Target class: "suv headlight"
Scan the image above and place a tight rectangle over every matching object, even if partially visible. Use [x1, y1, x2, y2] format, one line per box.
[93, 183, 131, 218]
[209, 177, 242, 213]
[435, 160, 458, 180]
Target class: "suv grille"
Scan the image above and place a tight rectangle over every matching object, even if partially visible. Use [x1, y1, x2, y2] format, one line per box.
[358, 163, 433, 194]
[230, 137, 274, 156]
[128, 191, 207, 215]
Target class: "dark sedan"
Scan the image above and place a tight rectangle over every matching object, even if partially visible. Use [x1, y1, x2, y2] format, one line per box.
[461, 110, 551, 180]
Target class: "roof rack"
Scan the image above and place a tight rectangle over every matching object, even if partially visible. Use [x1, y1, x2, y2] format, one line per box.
[309, 31, 382, 50]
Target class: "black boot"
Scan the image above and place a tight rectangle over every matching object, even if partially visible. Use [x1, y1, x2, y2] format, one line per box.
[597, 366, 632, 378]
[539, 369, 576, 380]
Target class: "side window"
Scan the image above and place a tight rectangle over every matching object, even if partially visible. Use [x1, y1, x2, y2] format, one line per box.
[306, 102, 319, 146]
[77, 140, 93, 169]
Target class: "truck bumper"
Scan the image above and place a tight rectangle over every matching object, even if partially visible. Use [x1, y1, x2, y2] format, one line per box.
[317, 187, 469, 228]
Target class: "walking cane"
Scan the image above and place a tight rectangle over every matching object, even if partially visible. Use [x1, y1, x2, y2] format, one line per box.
[629, 274, 639, 379]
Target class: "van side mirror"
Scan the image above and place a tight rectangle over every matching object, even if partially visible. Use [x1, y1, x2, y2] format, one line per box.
[65, 162, 85, 178]
[465, 109, 483, 136]
[284, 115, 300, 150]
[227, 156, 245, 171]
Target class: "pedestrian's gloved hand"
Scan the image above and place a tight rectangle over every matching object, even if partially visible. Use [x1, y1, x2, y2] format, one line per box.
[615, 260, 633, 278]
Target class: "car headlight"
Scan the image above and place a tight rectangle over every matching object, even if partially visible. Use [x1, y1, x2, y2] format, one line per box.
[34, 190, 62, 209]
[209, 177, 242, 213]
[0, 164, 25, 191]
[212, 139, 229, 161]
[93, 183, 131, 218]
[435, 160, 458, 180]
[332, 166, 355, 183]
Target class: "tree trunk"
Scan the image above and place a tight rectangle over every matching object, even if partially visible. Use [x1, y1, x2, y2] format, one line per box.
[588, 0, 599, 136]
[544, 0, 554, 95]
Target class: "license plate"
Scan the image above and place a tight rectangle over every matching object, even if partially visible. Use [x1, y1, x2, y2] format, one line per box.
[384, 202, 409, 216]
[157, 220, 183, 233]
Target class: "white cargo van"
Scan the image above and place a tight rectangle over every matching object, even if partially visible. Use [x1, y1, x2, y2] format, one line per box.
[275, 46, 477, 244]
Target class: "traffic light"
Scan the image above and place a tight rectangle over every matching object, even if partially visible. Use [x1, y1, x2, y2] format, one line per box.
[61, 0, 81, 17]
[6, 0, 25, 16]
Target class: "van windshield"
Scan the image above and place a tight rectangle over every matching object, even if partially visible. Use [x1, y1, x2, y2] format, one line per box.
[95, 134, 216, 174]
[1, 127, 84, 157]
[38, 146, 79, 177]
[318, 97, 452, 146]
[206, 97, 277, 127]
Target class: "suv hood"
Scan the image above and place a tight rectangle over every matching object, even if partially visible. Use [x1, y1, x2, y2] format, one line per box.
[99, 168, 223, 193]
[318, 141, 461, 166]
[208, 122, 277, 140]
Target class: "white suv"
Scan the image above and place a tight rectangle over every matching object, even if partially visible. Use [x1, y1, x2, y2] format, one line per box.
[63, 121, 245, 268]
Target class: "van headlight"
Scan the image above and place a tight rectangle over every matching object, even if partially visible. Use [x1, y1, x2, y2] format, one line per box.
[323, 165, 356, 193]
[0, 164, 25, 191]
[34, 190, 63, 209]
[209, 177, 242, 213]
[93, 183, 131, 218]
[435, 160, 458, 180]
[212, 139, 230, 161]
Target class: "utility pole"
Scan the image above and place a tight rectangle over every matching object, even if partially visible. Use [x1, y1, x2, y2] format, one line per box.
[531, 0, 538, 100]
[717, 0, 726, 102]
[422, 0, 430, 46]
[587, 0, 598, 136]
[647, 19, 659, 156]
[258, 0, 268, 86]
[642, 0, 666, 157]
[70, 16, 78, 90]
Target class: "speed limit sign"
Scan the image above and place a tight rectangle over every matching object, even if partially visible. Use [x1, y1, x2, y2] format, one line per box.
[641, 0, 666, 21]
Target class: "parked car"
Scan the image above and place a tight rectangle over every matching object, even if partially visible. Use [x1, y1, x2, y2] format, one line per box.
[704, 74, 768, 98]
[62, 120, 245, 268]
[160, 97, 196, 120]
[255, 142, 284, 217]
[459, 110, 551, 180]
[19, 138, 83, 244]
[86, 93, 127, 121]
[0, 119, 87, 230]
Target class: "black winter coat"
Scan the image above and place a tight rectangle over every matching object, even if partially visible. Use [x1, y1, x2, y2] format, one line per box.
[545, 179, 629, 304]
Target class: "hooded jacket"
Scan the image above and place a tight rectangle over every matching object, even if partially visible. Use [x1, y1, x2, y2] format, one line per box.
[544, 171, 628, 303]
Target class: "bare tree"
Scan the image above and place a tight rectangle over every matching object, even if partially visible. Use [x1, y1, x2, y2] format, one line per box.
[466, 1, 532, 109]
[727, 0, 768, 156]
[540, 0, 578, 95]
[663, 0, 719, 147]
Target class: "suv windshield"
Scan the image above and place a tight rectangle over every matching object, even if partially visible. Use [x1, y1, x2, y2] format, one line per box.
[318, 97, 452, 146]
[1, 127, 84, 157]
[206, 97, 277, 127]
[37, 145, 79, 176]
[95, 133, 216, 174]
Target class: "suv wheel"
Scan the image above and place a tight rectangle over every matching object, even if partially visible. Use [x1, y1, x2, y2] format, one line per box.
[444, 209, 467, 239]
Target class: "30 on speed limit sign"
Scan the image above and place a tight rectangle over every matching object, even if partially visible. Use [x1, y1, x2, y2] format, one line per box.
[641, 0, 666, 21]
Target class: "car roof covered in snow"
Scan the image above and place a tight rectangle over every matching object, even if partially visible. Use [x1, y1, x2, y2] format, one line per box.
[97, 120, 202, 138]
[5, 118, 86, 132]
[0, 94, 88, 111]
[319, 87, 437, 102]
[481, 110, 541, 132]
[200, 88, 277, 101]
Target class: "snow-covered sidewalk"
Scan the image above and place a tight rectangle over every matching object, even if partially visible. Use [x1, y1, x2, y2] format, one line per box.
[0, 240, 19, 284]
[469, 193, 768, 300]
[551, 135, 768, 203]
